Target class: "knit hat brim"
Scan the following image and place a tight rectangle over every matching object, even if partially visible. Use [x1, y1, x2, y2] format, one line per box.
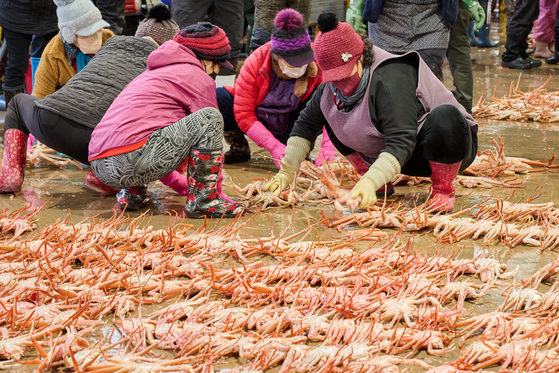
[215, 59, 234, 71]
[76, 19, 110, 36]
[322, 53, 360, 83]
[280, 48, 315, 67]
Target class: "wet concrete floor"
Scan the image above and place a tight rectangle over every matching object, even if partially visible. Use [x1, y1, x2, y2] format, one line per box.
[2, 16, 559, 372]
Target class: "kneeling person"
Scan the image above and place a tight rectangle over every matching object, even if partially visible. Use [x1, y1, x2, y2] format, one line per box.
[89, 23, 244, 218]
[265, 13, 478, 213]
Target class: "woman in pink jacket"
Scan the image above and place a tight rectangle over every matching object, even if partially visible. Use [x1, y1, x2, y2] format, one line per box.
[89, 23, 244, 218]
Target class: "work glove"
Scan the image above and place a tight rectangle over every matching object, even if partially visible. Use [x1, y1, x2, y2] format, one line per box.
[463, 0, 485, 31]
[245, 121, 286, 169]
[349, 152, 400, 209]
[160, 171, 189, 196]
[264, 137, 311, 195]
[346, 0, 367, 33]
[315, 129, 337, 167]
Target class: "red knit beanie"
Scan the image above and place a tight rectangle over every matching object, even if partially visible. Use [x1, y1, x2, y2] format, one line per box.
[314, 12, 365, 82]
[173, 22, 233, 70]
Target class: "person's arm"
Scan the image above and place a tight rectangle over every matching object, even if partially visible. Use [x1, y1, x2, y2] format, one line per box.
[32, 54, 60, 99]
[346, 0, 367, 33]
[233, 50, 263, 133]
[462, 0, 485, 30]
[289, 83, 329, 143]
[369, 58, 421, 167]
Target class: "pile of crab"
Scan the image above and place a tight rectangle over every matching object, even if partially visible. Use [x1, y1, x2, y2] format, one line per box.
[1, 200, 559, 373]
[327, 192, 559, 250]
[229, 136, 559, 210]
[473, 74, 559, 123]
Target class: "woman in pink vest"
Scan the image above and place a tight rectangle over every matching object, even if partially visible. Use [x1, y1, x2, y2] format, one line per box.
[265, 13, 478, 213]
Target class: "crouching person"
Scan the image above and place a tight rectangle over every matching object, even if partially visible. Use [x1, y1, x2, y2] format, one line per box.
[265, 13, 478, 213]
[0, 6, 179, 195]
[89, 23, 245, 218]
[217, 9, 335, 168]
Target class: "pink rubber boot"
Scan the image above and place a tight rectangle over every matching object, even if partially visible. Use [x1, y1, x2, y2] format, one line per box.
[428, 161, 461, 213]
[83, 169, 119, 195]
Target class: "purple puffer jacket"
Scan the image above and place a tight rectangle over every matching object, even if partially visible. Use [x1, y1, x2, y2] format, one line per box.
[89, 40, 217, 160]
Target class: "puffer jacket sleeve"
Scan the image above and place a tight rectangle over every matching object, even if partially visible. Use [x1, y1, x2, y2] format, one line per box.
[232, 47, 265, 133]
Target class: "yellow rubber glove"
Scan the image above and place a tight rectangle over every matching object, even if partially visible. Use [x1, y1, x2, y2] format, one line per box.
[463, 0, 485, 31]
[264, 137, 311, 195]
[346, 0, 367, 33]
[349, 152, 401, 209]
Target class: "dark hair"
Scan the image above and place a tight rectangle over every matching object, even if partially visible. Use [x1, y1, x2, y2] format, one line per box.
[361, 33, 374, 65]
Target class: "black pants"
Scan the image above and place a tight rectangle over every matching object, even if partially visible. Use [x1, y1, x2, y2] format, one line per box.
[92, 0, 126, 35]
[171, 0, 244, 72]
[327, 105, 478, 177]
[5, 94, 93, 165]
[447, 0, 473, 112]
[502, 0, 539, 61]
[216, 87, 311, 145]
[3, 29, 57, 90]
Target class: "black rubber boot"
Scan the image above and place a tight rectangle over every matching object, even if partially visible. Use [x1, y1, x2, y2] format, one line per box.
[224, 129, 251, 164]
[476, 24, 499, 48]
[185, 148, 245, 219]
[546, 52, 559, 64]
[2, 87, 24, 109]
[116, 186, 152, 211]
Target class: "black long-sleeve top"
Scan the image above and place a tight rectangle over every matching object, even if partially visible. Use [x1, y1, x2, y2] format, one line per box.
[290, 54, 424, 166]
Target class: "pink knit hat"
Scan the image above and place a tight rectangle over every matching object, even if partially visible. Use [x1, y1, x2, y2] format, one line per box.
[314, 12, 364, 82]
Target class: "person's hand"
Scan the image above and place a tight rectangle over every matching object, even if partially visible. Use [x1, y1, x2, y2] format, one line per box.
[346, 0, 367, 33]
[245, 121, 286, 169]
[269, 145, 286, 169]
[264, 137, 312, 195]
[349, 175, 377, 209]
[348, 152, 401, 210]
[463, 0, 485, 31]
[264, 164, 297, 195]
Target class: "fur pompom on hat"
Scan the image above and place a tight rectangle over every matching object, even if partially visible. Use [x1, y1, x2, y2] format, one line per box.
[54, 0, 110, 44]
[135, 5, 179, 45]
[314, 12, 364, 82]
[270, 8, 314, 67]
[173, 22, 233, 70]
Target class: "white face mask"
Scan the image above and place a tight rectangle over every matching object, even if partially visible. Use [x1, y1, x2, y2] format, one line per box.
[278, 58, 308, 79]
[75, 30, 103, 54]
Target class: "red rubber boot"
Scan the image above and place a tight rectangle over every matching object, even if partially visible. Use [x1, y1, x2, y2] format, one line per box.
[0, 129, 28, 193]
[83, 169, 119, 195]
[428, 161, 461, 213]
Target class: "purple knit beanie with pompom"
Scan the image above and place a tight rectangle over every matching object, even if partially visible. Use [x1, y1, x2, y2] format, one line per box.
[270, 9, 314, 67]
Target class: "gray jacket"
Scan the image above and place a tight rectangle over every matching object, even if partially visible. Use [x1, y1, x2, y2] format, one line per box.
[0, 0, 58, 35]
[35, 36, 157, 129]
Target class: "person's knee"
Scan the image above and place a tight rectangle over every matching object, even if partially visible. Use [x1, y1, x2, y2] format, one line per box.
[428, 105, 467, 131]
[4, 95, 27, 132]
[216, 87, 234, 113]
[423, 105, 470, 162]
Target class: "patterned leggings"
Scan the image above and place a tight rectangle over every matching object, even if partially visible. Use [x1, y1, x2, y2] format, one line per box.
[91, 108, 223, 189]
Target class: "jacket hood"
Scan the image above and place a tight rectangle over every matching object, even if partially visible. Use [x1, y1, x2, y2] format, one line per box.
[147, 40, 203, 71]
